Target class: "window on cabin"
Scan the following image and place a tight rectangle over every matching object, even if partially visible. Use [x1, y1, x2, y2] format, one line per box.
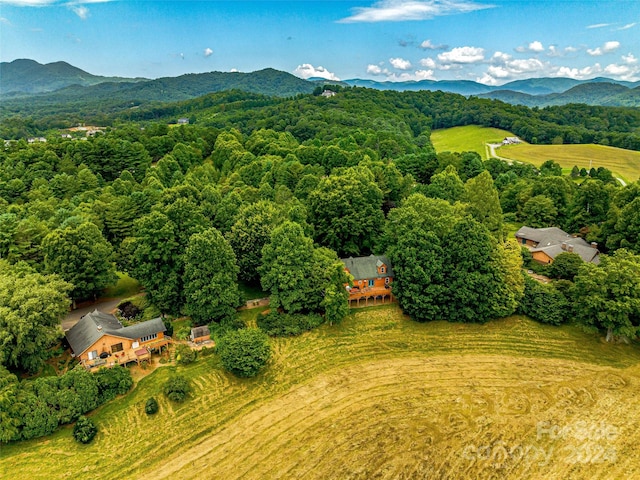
[385, 277, 390, 284]
[369, 279, 374, 287]
[140, 333, 158, 343]
[88, 350, 98, 360]
[380, 266, 385, 273]
[111, 343, 123, 353]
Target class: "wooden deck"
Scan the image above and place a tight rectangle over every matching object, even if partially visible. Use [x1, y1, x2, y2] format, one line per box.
[83, 337, 171, 371]
[347, 286, 394, 307]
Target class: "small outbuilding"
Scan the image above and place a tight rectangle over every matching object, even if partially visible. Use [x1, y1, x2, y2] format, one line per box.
[190, 326, 211, 344]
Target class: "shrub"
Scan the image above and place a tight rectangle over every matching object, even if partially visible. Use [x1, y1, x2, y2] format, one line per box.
[73, 416, 97, 444]
[95, 366, 133, 403]
[145, 397, 159, 415]
[517, 276, 570, 325]
[117, 300, 141, 320]
[257, 311, 324, 337]
[217, 328, 271, 377]
[175, 344, 196, 365]
[164, 375, 191, 403]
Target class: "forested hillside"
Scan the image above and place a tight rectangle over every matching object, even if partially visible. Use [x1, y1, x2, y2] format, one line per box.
[2, 86, 640, 444]
[3, 87, 640, 152]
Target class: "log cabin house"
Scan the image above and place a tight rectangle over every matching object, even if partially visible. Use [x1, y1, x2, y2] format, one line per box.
[515, 226, 600, 265]
[341, 254, 394, 307]
[65, 310, 170, 371]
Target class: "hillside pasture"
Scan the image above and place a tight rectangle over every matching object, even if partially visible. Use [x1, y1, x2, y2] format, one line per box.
[499, 143, 640, 183]
[431, 125, 516, 159]
[3, 306, 640, 479]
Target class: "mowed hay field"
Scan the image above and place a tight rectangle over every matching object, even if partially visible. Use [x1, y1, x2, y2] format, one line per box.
[431, 125, 515, 159]
[4, 306, 640, 479]
[500, 143, 640, 183]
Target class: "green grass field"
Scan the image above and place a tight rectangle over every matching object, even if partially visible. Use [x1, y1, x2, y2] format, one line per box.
[431, 125, 640, 183]
[500, 143, 640, 183]
[431, 125, 515, 160]
[4, 305, 640, 479]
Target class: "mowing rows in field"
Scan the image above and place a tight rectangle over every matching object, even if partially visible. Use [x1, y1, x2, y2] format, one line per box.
[3, 307, 640, 479]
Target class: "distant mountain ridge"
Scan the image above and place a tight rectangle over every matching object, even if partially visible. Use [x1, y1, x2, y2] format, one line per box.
[341, 76, 640, 98]
[2, 58, 640, 107]
[477, 82, 640, 107]
[0, 59, 147, 95]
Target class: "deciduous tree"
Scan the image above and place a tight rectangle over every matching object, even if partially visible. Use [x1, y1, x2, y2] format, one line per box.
[184, 228, 240, 324]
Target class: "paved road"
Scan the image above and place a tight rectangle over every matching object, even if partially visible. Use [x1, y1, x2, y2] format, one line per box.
[62, 298, 123, 331]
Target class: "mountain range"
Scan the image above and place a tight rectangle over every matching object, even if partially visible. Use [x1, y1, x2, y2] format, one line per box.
[2, 59, 640, 108]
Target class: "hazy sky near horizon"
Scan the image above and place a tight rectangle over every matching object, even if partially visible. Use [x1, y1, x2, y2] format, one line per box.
[1, 0, 639, 85]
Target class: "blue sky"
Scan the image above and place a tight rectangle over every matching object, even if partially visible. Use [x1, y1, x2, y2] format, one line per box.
[1, 0, 639, 84]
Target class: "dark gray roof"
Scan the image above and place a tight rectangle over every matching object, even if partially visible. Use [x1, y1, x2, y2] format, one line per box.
[516, 226, 600, 264]
[341, 255, 394, 281]
[65, 310, 165, 357]
[531, 243, 600, 264]
[191, 326, 210, 338]
[118, 317, 166, 340]
[515, 226, 591, 247]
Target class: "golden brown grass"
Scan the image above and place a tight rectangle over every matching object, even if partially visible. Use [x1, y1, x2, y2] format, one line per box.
[500, 143, 640, 183]
[3, 306, 640, 479]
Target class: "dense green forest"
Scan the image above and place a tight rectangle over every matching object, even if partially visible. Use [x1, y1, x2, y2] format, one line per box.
[1, 87, 640, 442]
[3, 87, 640, 152]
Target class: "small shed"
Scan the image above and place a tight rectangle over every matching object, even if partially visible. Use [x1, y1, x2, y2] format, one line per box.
[190, 326, 211, 344]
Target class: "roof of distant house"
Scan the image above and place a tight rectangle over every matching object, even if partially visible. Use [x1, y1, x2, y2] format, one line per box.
[341, 254, 394, 280]
[66, 309, 166, 357]
[515, 226, 600, 264]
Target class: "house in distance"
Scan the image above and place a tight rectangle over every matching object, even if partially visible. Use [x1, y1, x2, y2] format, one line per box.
[341, 254, 394, 307]
[515, 226, 600, 265]
[65, 310, 169, 371]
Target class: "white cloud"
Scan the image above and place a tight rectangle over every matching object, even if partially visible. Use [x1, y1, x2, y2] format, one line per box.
[1, 0, 111, 19]
[516, 40, 544, 53]
[587, 23, 611, 29]
[528, 41, 544, 53]
[367, 64, 384, 75]
[70, 4, 88, 19]
[565, 46, 578, 53]
[553, 64, 602, 79]
[603, 62, 640, 80]
[0, 17, 12, 25]
[491, 51, 511, 63]
[587, 41, 620, 56]
[338, 0, 494, 23]
[622, 53, 638, 65]
[419, 57, 436, 68]
[230, 68, 239, 73]
[390, 57, 412, 70]
[478, 55, 551, 84]
[386, 69, 435, 81]
[438, 46, 485, 64]
[293, 63, 340, 81]
[419, 39, 446, 50]
[618, 22, 637, 30]
[204, 48, 213, 57]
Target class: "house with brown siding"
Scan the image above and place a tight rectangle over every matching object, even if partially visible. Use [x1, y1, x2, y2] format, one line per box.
[515, 226, 600, 265]
[66, 310, 170, 370]
[341, 254, 394, 307]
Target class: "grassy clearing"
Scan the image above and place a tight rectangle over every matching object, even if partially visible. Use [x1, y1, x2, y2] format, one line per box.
[238, 281, 268, 301]
[4, 306, 640, 479]
[500, 143, 640, 183]
[431, 125, 516, 159]
[103, 272, 141, 298]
